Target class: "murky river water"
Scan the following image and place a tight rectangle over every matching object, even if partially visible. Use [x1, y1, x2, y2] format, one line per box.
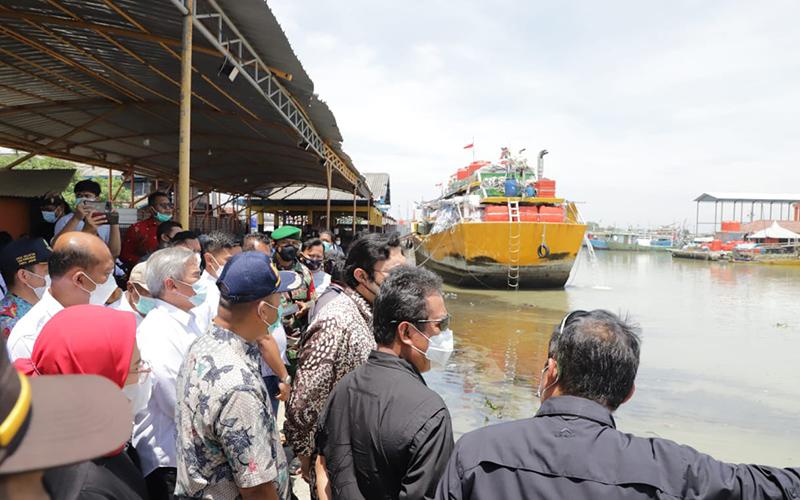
[424, 250, 799, 466]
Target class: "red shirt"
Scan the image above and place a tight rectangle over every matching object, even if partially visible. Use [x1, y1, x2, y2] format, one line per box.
[120, 217, 160, 267]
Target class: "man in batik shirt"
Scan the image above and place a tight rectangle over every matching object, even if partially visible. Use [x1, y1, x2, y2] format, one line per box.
[0, 238, 51, 337]
[175, 251, 301, 499]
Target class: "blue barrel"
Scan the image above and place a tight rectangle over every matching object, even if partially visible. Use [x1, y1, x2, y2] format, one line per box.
[504, 178, 518, 197]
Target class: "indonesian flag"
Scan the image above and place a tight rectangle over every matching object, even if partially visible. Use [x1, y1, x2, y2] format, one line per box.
[463, 143, 474, 149]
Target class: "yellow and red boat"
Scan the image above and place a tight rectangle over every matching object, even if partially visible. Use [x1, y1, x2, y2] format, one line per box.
[413, 149, 587, 289]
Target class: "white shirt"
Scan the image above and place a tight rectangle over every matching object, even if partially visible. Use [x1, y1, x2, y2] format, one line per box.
[133, 299, 203, 475]
[109, 292, 143, 328]
[54, 213, 110, 243]
[7, 290, 64, 360]
[311, 270, 331, 295]
[190, 270, 220, 334]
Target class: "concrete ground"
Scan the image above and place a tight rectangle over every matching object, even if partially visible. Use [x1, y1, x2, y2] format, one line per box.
[277, 403, 311, 500]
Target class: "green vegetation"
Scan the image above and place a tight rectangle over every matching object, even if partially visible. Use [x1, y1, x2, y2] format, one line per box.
[0, 153, 132, 206]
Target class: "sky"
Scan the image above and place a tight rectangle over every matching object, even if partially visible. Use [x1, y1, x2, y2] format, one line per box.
[270, 0, 800, 228]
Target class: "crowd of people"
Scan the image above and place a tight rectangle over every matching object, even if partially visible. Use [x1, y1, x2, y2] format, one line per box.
[0, 188, 799, 500]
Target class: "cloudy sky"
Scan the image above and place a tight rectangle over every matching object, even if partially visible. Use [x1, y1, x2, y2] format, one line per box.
[270, 0, 800, 228]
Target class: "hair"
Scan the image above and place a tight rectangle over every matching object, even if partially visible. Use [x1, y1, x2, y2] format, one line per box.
[157, 221, 182, 242]
[145, 246, 196, 298]
[0, 231, 12, 251]
[344, 232, 401, 288]
[372, 266, 442, 346]
[147, 191, 169, 207]
[49, 243, 99, 279]
[303, 238, 323, 252]
[73, 179, 101, 196]
[202, 231, 236, 256]
[170, 230, 198, 245]
[319, 229, 334, 239]
[242, 233, 270, 251]
[326, 253, 347, 283]
[547, 310, 641, 410]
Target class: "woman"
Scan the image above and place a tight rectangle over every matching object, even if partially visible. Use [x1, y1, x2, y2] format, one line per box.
[15, 305, 150, 500]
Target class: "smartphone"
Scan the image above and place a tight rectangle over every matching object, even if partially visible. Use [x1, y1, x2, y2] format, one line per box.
[85, 201, 118, 225]
[282, 303, 299, 317]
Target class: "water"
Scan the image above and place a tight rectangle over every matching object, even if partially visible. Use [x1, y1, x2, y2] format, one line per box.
[425, 250, 800, 466]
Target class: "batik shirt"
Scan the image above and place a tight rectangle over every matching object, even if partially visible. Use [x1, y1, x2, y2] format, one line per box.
[175, 324, 289, 500]
[0, 293, 32, 339]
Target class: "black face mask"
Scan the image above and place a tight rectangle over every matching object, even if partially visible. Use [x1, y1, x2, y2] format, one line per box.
[278, 245, 298, 262]
[301, 255, 323, 271]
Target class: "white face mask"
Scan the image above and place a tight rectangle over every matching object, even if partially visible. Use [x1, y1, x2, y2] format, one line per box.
[410, 326, 455, 368]
[79, 272, 117, 305]
[122, 374, 153, 419]
[24, 271, 50, 300]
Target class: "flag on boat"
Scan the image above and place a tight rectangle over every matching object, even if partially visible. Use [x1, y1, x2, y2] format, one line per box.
[463, 143, 474, 149]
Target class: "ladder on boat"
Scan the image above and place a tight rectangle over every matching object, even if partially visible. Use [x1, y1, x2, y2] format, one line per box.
[507, 200, 521, 289]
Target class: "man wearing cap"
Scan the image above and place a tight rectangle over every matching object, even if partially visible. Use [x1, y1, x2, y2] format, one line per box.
[53, 179, 121, 258]
[0, 335, 132, 500]
[109, 261, 153, 327]
[271, 225, 316, 336]
[175, 251, 301, 499]
[7, 232, 117, 361]
[0, 238, 51, 338]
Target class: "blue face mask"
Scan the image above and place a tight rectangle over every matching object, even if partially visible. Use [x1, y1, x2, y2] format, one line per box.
[41, 211, 57, 223]
[176, 278, 208, 307]
[136, 295, 158, 316]
[154, 212, 172, 223]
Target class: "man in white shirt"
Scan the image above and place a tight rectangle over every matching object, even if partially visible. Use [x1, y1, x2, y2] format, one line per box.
[7, 232, 116, 360]
[191, 231, 239, 333]
[133, 246, 204, 499]
[109, 261, 152, 327]
[52, 180, 121, 258]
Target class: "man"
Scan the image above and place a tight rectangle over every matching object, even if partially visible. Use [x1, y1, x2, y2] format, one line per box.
[243, 232, 271, 254]
[157, 221, 183, 249]
[271, 226, 316, 336]
[109, 261, 152, 326]
[301, 238, 330, 294]
[7, 232, 116, 360]
[286, 232, 405, 488]
[120, 191, 173, 269]
[0, 335, 133, 500]
[318, 266, 454, 500]
[436, 310, 800, 499]
[171, 230, 201, 253]
[192, 231, 239, 333]
[175, 251, 301, 499]
[0, 238, 51, 338]
[319, 230, 343, 260]
[245, 233, 294, 416]
[133, 246, 204, 499]
[53, 179, 121, 258]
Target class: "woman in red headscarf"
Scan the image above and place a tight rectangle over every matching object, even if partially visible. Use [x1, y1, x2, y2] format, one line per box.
[15, 304, 150, 500]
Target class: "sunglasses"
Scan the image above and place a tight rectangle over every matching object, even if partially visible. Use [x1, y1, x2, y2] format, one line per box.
[391, 315, 451, 331]
[558, 309, 588, 335]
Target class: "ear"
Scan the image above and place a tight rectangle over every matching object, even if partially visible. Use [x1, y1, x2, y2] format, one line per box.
[622, 383, 635, 405]
[353, 268, 368, 285]
[545, 358, 558, 384]
[15, 268, 27, 284]
[397, 321, 414, 346]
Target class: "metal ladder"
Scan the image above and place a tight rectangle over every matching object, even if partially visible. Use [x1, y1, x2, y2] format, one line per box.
[507, 200, 521, 289]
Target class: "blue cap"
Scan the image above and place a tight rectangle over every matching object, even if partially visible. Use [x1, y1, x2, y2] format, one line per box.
[216, 251, 301, 304]
[0, 238, 52, 276]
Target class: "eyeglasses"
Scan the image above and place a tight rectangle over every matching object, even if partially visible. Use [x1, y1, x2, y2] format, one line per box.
[129, 359, 151, 381]
[557, 310, 588, 335]
[391, 315, 451, 331]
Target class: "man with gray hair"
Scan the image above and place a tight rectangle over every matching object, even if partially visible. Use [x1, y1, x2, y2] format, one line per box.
[317, 266, 454, 500]
[133, 246, 204, 500]
[436, 310, 800, 500]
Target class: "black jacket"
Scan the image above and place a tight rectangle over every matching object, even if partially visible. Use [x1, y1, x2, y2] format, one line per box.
[317, 350, 454, 500]
[44, 451, 148, 500]
[436, 395, 800, 500]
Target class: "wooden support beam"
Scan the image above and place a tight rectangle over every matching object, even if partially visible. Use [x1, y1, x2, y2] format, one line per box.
[178, 0, 193, 229]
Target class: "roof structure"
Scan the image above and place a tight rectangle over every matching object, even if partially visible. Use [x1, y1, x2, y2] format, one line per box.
[741, 220, 800, 235]
[0, 0, 370, 197]
[0, 168, 75, 198]
[747, 221, 800, 239]
[694, 193, 800, 203]
[257, 173, 390, 205]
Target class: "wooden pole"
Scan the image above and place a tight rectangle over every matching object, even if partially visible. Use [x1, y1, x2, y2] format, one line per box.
[352, 184, 358, 235]
[178, 0, 193, 229]
[129, 168, 135, 208]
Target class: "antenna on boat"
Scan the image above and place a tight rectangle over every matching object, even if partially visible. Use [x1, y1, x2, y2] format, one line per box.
[537, 149, 549, 180]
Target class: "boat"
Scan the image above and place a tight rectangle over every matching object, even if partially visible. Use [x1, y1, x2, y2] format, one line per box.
[413, 149, 587, 289]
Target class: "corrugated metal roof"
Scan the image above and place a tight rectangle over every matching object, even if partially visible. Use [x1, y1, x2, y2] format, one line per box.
[0, 169, 76, 198]
[258, 173, 390, 203]
[694, 193, 800, 203]
[0, 0, 366, 196]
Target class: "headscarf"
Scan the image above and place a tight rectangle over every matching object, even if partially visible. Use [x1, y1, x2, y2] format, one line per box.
[15, 305, 136, 388]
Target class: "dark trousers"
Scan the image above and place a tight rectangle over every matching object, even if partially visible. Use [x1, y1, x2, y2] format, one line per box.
[145, 467, 177, 500]
[263, 375, 281, 416]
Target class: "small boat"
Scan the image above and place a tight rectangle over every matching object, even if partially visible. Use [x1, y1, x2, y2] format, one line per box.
[413, 149, 587, 289]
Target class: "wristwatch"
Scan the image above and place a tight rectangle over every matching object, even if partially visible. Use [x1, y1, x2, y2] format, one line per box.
[281, 375, 292, 386]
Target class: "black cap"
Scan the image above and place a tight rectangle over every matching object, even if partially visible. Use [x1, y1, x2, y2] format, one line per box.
[0, 238, 52, 277]
[217, 251, 301, 304]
